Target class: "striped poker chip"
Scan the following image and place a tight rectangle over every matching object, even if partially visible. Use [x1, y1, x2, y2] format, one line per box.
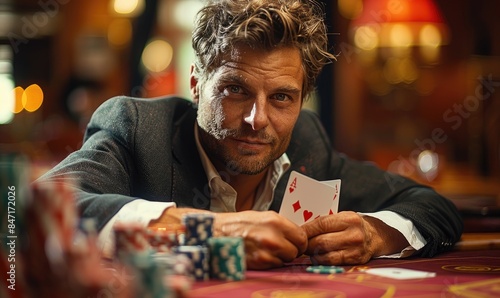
[113, 222, 151, 260]
[173, 246, 210, 281]
[207, 237, 246, 281]
[147, 228, 179, 252]
[306, 265, 345, 274]
[181, 213, 214, 246]
[152, 252, 194, 276]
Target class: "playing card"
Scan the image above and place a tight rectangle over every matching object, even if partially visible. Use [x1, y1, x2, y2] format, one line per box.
[279, 171, 340, 226]
[365, 268, 436, 280]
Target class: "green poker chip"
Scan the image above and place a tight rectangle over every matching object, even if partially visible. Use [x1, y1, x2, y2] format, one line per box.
[306, 265, 345, 274]
[208, 237, 246, 281]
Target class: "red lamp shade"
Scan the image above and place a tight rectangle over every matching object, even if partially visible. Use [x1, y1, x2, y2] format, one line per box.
[352, 0, 446, 26]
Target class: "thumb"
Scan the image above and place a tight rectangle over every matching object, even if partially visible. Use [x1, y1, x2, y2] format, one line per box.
[301, 216, 328, 238]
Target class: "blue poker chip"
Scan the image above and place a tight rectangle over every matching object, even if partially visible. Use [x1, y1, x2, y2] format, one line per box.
[306, 265, 345, 274]
[181, 213, 214, 246]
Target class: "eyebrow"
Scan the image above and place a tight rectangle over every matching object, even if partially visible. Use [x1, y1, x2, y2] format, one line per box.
[221, 74, 302, 96]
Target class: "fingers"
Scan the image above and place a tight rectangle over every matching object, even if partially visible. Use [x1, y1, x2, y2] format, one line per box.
[272, 213, 308, 256]
[302, 212, 354, 239]
[246, 224, 303, 263]
[245, 241, 285, 270]
[304, 212, 375, 265]
[309, 249, 370, 266]
[213, 211, 308, 268]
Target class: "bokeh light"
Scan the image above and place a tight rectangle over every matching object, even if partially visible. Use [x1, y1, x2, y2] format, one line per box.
[141, 39, 173, 73]
[113, 0, 144, 16]
[0, 75, 14, 124]
[12, 86, 24, 113]
[22, 84, 44, 112]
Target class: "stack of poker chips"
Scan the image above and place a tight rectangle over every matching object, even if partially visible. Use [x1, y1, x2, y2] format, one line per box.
[114, 222, 152, 260]
[177, 213, 246, 281]
[113, 222, 192, 297]
[19, 179, 135, 298]
[113, 212, 247, 285]
[208, 237, 246, 281]
[147, 226, 182, 252]
[173, 213, 215, 281]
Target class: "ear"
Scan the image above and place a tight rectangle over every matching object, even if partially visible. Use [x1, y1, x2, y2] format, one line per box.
[189, 64, 200, 104]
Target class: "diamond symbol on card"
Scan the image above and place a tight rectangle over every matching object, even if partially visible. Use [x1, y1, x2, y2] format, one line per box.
[292, 200, 301, 212]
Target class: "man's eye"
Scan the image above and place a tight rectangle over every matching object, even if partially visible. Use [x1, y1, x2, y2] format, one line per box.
[228, 85, 242, 94]
[274, 94, 289, 101]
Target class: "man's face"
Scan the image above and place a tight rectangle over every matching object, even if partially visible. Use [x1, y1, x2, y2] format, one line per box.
[192, 45, 304, 175]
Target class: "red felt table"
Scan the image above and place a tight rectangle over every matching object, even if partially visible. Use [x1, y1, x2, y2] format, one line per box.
[189, 249, 500, 297]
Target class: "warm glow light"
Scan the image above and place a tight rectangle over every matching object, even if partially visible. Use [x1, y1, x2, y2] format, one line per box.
[0, 75, 14, 124]
[22, 84, 44, 112]
[420, 24, 442, 47]
[400, 57, 418, 83]
[417, 150, 439, 180]
[113, 0, 144, 16]
[173, 0, 205, 31]
[141, 39, 173, 73]
[354, 26, 378, 50]
[338, 0, 363, 20]
[13, 86, 24, 114]
[390, 24, 413, 47]
[108, 18, 132, 47]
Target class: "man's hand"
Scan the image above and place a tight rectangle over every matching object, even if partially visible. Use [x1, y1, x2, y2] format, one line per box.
[149, 207, 307, 270]
[302, 211, 409, 265]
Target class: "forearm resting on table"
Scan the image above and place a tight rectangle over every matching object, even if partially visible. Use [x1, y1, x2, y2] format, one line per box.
[362, 215, 409, 256]
[97, 199, 176, 258]
[362, 210, 426, 258]
[148, 206, 212, 227]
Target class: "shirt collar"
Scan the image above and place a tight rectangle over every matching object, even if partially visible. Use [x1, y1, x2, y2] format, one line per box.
[194, 123, 290, 211]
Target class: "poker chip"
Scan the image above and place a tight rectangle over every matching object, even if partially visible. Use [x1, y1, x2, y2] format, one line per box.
[128, 252, 170, 297]
[153, 252, 194, 276]
[173, 245, 210, 281]
[306, 265, 345, 274]
[147, 228, 179, 252]
[113, 222, 151, 260]
[181, 213, 214, 246]
[207, 237, 246, 281]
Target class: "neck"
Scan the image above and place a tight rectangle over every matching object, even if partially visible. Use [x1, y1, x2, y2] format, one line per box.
[214, 161, 268, 212]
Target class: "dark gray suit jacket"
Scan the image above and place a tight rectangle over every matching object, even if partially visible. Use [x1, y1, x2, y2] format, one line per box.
[38, 96, 463, 257]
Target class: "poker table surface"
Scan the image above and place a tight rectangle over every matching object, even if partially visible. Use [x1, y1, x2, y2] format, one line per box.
[189, 248, 500, 297]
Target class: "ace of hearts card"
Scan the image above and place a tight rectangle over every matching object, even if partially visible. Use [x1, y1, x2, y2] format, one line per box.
[279, 171, 341, 226]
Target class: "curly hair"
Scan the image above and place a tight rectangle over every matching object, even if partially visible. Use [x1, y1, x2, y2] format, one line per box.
[191, 0, 335, 99]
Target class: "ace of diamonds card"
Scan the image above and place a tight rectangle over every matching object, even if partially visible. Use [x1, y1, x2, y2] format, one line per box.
[279, 171, 341, 226]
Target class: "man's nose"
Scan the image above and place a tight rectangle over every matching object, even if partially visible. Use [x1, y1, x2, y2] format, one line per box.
[244, 98, 269, 131]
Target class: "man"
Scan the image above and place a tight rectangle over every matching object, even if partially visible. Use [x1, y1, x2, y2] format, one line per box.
[39, 0, 463, 270]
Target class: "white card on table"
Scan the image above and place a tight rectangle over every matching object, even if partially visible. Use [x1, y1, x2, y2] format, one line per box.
[279, 171, 340, 226]
[365, 268, 436, 280]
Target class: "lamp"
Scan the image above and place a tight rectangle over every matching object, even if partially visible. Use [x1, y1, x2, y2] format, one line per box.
[349, 0, 449, 64]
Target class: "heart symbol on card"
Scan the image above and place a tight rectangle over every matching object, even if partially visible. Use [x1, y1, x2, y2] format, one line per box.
[303, 210, 313, 222]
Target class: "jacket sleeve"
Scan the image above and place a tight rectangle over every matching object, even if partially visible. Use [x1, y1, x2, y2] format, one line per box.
[288, 110, 464, 257]
[36, 96, 140, 231]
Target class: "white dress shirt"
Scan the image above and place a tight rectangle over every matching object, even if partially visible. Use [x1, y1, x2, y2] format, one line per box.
[98, 125, 426, 258]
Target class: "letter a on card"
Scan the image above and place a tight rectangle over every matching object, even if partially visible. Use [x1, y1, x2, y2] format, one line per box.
[279, 171, 341, 226]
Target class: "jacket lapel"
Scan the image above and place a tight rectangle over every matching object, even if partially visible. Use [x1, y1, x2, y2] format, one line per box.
[170, 107, 211, 210]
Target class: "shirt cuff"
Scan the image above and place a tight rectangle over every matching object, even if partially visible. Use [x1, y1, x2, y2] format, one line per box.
[97, 199, 176, 258]
[360, 210, 427, 258]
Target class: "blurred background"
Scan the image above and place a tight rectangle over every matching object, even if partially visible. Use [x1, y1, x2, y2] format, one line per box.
[0, 0, 499, 230]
